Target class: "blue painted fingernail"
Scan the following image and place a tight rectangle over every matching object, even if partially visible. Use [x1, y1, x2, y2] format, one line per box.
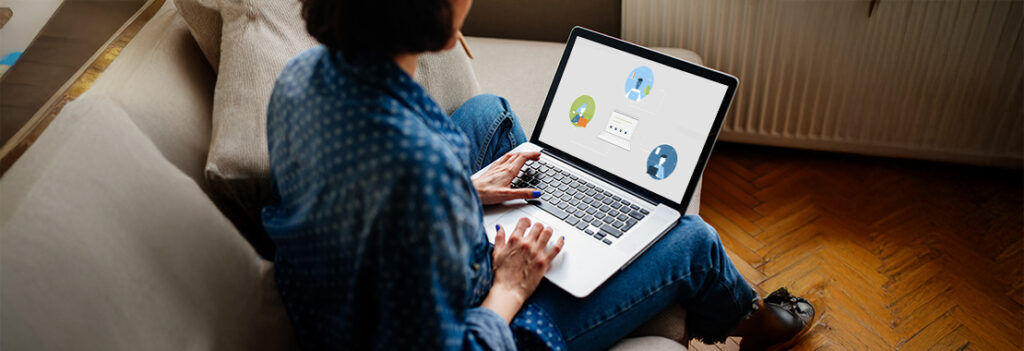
[560, 236, 565, 240]
[496, 225, 500, 231]
[532, 190, 542, 198]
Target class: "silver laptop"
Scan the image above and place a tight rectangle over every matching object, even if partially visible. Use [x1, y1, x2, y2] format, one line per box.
[473, 27, 738, 298]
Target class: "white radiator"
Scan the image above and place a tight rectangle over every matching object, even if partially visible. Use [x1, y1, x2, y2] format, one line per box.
[623, 0, 1023, 167]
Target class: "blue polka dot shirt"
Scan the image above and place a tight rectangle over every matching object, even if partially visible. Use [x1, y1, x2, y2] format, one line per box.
[263, 46, 566, 350]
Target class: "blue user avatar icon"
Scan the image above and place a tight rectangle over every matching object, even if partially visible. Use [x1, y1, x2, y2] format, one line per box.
[646, 144, 677, 180]
[624, 66, 654, 102]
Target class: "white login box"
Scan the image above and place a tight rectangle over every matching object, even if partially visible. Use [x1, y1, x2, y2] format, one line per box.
[597, 111, 639, 151]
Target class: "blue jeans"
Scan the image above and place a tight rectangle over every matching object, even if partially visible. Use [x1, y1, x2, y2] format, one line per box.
[451, 95, 759, 350]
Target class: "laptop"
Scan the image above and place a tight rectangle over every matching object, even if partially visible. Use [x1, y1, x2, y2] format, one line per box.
[473, 27, 738, 298]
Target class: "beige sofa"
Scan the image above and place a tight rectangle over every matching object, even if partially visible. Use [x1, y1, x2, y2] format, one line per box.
[0, 1, 705, 350]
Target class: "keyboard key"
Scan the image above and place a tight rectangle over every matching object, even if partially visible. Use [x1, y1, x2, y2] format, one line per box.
[612, 220, 625, 229]
[602, 239, 613, 245]
[585, 207, 597, 215]
[570, 174, 578, 180]
[574, 192, 585, 199]
[629, 204, 639, 210]
[593, 232, 606, 240]
[594, 194, 605, 201]
[602, 197, 614, 205]
[591, 221, 604, 228]
[556, 202, 569, 210]
[574, 221, 588, 230]
[640, 208, 650, 215]
[569, 198, 580, 206]
[623, 219, 638, 231]
[565, 216, 580, 226]
[601, 225, 624, 238]
[582, 215, 594, 222]
[529, 201, 569, 220]
[600, 205, 611, 212]
[583, 228, 595, 236]
[585, 189, 596, 196]
[628, 211, 645, 220]
[610, 202, 621, 210]
[612, 195, 621, 201]
[602, 216, 615, 224]
[595, 212, 606, 220]
[585, 183, 595, 189]
[616, 214, 629, 221]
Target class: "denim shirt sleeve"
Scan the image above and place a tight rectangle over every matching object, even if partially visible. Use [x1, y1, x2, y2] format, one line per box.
[466, 307, 517, 351]
[368, 139, 515, 351]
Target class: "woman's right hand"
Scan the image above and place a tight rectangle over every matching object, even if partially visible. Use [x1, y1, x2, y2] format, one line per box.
[481, 217, 565, 323]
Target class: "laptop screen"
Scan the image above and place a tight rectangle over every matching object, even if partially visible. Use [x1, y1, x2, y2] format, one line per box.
[536, 37, 730, 203]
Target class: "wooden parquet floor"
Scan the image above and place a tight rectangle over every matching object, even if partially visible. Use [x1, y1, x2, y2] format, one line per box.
[687, 143, 1023, 351]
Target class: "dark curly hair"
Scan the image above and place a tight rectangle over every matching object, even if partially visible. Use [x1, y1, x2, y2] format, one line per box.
[301, 0, 454, 59]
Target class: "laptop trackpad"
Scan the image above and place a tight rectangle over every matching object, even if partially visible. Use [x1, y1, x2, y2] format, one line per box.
[485, 207, 568, 267]
[486, 207, 544, 242]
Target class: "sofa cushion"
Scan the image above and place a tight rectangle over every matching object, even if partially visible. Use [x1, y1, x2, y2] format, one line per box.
[173, 0, 221, 71]
[176, 0, 484, 225]
[203, 0, 318, 221]
[85, 0, 215, 187]
[414, 42, 483, 115]
[0, 96, 298, 351]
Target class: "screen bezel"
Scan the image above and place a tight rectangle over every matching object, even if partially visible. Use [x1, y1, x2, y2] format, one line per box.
[530, 27, 738, 211]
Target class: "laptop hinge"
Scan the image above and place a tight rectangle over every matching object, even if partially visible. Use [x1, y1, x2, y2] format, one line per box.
[539, 149, 661, 207]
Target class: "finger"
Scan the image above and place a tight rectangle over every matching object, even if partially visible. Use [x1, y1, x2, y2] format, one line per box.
[526, 223, 545, 244]
[536, 226, 554, 250]
[520, 151, 541, 161]
[496, 152, 516, 164]
[512, 151, 544, 173]
[492, 188, 541, 202]
[494, 224, 506, 249]
[508, 153, 533, 174]
[547, 235, 565, 260]
[510, 217, 531, 242]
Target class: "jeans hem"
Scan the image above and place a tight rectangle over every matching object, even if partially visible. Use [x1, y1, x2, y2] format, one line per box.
[474, 110, 510, 171]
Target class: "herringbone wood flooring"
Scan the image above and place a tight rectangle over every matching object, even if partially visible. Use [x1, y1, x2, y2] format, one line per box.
[687, 143, 1023, 350]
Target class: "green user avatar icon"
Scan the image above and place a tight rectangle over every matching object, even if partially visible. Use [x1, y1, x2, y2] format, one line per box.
[569, 95, 596, 128]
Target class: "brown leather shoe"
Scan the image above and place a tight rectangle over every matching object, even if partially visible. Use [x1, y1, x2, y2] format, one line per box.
[740, 288, 816, 351]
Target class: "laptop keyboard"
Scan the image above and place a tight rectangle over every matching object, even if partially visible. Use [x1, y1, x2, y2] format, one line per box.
[510, 159, 651, 246]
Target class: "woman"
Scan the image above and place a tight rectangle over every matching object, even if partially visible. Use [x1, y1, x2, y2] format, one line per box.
[262, 0, 815, 349]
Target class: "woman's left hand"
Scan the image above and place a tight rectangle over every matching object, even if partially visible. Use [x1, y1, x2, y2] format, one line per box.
[473, 151, 542, 205]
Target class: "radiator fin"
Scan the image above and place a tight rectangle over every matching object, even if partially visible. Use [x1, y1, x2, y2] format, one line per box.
[623, 0, 1023, 167]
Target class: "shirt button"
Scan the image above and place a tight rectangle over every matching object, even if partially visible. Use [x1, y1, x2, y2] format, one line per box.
[472, 263, 481, 271]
